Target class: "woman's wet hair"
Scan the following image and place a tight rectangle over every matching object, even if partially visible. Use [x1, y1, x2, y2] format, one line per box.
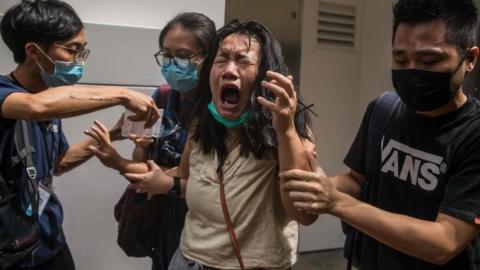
[190, 20, 312, 161]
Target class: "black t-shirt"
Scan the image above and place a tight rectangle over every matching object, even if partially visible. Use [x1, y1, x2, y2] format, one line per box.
[344, 96, 480, 270]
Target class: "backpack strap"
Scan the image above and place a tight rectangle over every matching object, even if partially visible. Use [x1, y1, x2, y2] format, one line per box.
[365, 91, 400, 176]
[346, 91, 400, 270]
[11, 120, 40, 222]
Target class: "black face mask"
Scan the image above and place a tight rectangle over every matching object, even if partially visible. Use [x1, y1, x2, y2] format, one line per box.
[391, 54, 467, 112]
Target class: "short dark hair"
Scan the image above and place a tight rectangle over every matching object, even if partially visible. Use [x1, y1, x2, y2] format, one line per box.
[190, 20, 312, 161]
[1, 0, 84, 63]
[158, 12, 216, 55]
[393, 0, 478, 54]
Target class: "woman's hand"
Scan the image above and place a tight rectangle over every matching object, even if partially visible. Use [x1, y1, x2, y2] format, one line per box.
[124, 160, 173, 198]
[257, 71, 297, 134]
[84, 120, 124, 170]
[128, 134, 154, 148]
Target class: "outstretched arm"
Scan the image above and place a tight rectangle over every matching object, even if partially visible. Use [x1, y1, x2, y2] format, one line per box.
[2, 85, 159, 126]
[281, 169, 480, 265]
[55, 117, 124, 176]
[84, 120, 151, 174]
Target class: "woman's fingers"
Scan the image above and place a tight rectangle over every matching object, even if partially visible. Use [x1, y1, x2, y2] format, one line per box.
[94, 120, 109, 135]
[93, 121, 111, 143]
[84, 129, 101, 143]
[128, 134, 154, 146]
[90, 125, 109, 145]
[261, 80, 290, 104]
[266, 71, 295, 98]
[147, 160, 160, 171]
[87, 145, 102, 156]
[257, 96, 279, 113]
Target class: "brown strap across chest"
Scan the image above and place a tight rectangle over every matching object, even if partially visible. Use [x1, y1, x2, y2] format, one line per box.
[217, 167, 245, 269]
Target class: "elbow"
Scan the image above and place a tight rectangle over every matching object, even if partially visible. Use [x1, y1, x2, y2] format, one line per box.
[53, 166, 66, 177]
[23, 102, 49, 121]
[423, 245, 459, 265]
[428, 255, 454, 266]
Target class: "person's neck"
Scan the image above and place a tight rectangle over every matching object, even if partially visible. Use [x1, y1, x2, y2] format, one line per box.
[10, 64, 48, 93]
[417, 89, 467, 118]
[225, 128, 240, 155]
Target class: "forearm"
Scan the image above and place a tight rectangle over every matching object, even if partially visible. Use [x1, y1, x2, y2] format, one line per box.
[331, 172, 363, 199]
[3, 85, 131, 121]
[112, 158, 150, 174]
[332, 191, 468, 264]
[55, 139, 96, 176]
[277, 129, 317, 225]
[132, 145, 149, 162]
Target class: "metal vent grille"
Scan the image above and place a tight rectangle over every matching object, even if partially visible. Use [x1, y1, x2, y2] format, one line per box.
[317, 1, 357, 49]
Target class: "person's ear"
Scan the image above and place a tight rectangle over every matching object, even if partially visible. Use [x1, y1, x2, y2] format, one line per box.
[24, 42, 42, 62]
[466, 47, 479, 72]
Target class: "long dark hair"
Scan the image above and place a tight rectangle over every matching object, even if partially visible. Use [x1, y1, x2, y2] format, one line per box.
[190, 20, 312, 161]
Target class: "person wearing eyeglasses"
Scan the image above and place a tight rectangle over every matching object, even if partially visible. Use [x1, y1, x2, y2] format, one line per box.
[0, 1, 160, 269]
[84, 12, 216, 270]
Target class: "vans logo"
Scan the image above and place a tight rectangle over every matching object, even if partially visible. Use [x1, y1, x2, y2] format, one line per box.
[381, 138, 446, 191]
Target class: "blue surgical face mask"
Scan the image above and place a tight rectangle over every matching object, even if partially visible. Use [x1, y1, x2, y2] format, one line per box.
[207, 101, 250, 129]
[161, 57, 199, 93]
[34, 43, 84, 87]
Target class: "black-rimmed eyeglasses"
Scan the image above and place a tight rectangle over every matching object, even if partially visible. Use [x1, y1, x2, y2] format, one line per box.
[154, 51, 203, 68]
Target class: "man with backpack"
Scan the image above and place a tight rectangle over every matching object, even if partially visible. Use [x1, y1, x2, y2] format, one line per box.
[281, 0, 480, 269]
[0, 0, 159, 269]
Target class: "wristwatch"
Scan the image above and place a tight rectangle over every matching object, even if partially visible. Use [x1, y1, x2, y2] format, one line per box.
[167, 176, 181, 197]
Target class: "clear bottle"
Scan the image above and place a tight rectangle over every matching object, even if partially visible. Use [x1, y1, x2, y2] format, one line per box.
[121, 109, 163, 138]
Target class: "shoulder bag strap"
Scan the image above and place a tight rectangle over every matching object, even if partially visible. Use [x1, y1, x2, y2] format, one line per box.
[217, 166, 245, 269]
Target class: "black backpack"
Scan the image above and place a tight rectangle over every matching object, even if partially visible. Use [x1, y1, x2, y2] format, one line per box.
[0, 120, 41, 269]
[342, 91, 400, 270]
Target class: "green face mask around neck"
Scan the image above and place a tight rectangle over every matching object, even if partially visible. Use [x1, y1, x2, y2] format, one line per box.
[207, 101, 251, 129]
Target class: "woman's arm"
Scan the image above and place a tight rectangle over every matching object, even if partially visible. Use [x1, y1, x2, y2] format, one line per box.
[257, 71, 318, 225]
[124, 134, 194, 198]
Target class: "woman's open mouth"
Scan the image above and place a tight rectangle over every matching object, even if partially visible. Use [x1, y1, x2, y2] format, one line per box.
[221, 85, 241, 107]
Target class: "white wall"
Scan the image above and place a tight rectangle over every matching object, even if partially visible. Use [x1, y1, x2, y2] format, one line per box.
[359, 0, 395, 113]
[298, 0, 364, 251]
[0, 0, 225, 29]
